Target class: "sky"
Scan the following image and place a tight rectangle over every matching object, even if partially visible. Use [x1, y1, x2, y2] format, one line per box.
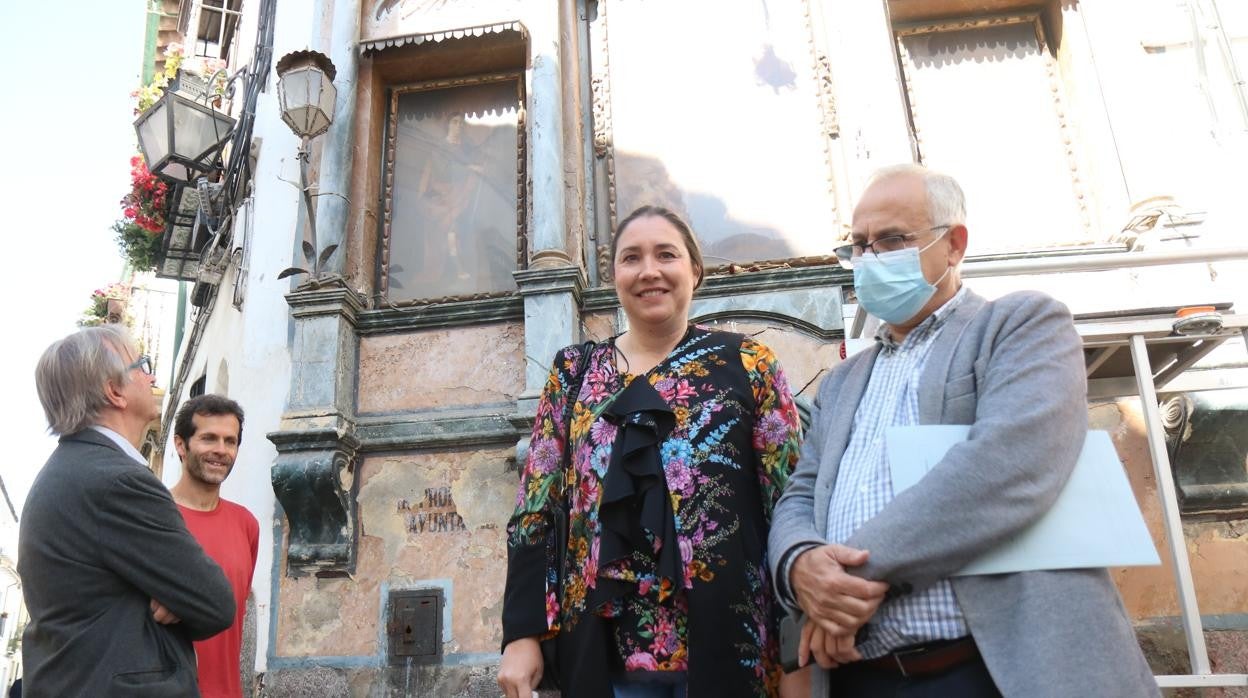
[0, 1, 148, 551]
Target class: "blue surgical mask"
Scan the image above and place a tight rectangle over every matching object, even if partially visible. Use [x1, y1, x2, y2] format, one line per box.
[853, 232, 951, 325]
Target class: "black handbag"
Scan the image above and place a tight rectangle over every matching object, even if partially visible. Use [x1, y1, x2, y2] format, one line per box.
[538, 340, 596, 690]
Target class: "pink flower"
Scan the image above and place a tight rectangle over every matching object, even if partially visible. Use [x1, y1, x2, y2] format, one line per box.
[528, 438, 560, 475]
[625, 652, 659, 671]
[590, 418, 616, 446]
[755, 411, 790, 449]
[678, 537, 693, 566]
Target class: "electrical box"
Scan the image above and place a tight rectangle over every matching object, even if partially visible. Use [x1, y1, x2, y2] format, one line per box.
[387, 589, 443, 664]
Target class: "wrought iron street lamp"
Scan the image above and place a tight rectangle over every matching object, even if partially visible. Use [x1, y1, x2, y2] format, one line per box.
[274, 50, 340, 283]
[276, 50, 338, 141]
[133, 75, 237, 185]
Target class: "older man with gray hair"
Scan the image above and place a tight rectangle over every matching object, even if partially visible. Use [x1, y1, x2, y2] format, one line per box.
[769, 165, 1157, 697]
[20, 324, 234, 697]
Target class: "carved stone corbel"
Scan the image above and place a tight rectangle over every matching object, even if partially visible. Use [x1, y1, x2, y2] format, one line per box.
[270, 427, 361, 576]
[270, 283, 364, 576]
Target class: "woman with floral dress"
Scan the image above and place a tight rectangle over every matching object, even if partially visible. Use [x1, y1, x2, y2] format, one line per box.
[498, 206, 803, 698]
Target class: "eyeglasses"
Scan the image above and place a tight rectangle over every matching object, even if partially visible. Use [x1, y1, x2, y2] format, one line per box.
[834, 225, 951, 268]
[127, 355, 154, 376]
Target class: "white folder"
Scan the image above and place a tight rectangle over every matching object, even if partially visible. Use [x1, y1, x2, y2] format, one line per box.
[886, 426, 1161, 575]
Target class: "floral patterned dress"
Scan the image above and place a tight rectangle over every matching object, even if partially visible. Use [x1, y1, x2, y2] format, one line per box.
[503, 326, 801, 697]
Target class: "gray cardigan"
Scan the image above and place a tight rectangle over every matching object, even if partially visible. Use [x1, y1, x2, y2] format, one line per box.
[19, 429, 235, 697]
[769, 289, 1158, 698]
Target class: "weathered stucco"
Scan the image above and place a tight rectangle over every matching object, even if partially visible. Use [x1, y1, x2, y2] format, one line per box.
[1096, 401, 1248, 621]
[704, 320, 845, 399]
[581, 311, 617, 342]
[275, 534, 385, 657]
[273, 447, 516, 661]
[357, 323, 525, 413]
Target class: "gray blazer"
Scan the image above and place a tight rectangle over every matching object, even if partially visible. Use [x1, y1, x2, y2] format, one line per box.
[19, 429, 235, 697]
[770, 289, 1158, 698]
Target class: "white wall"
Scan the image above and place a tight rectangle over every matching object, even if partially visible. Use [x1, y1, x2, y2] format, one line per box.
[159, 0, 319, 673]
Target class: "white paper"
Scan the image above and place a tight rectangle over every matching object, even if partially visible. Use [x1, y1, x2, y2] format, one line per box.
[886, 426, 1161, 575]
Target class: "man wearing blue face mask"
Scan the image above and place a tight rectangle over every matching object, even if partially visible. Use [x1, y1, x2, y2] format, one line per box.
[769, 165, 1157, 698]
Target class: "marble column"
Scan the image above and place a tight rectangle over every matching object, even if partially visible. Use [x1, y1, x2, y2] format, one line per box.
[526, 0, 572, 267]
[512, 266, 586, 415]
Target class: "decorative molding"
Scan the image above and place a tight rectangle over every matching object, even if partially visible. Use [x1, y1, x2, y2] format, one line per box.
[377, 72, 529, 302]
[802, 0, 841, 224]
[515, 82, 529, 270]
[589, 0, 618, 278]
[812, 53, 840, 139]
[688, 285, 846, 340]
[589, 0, 613, 160]
[893, 12, 1038, 38]
[583, 263, 853, 312]
[359, 21, 526, 53]
[286, 285, 368, 325]
[356, 293, 524, 335]
[269, 425, 362, 576]
[894, 13, 1092, 236]
[513, 265, 586, 301]
[894, 30, 926, 162]
[1036, 24, 1094, 235]
[355, 409, 523, 451]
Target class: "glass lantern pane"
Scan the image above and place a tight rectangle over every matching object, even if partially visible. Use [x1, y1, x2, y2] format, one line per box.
[288, 70, 314, 111]
[317, 78, 338, 126]
[136, 102, 171, 167]
[163, 162, 192, 182]
[172, 98, 233, 163]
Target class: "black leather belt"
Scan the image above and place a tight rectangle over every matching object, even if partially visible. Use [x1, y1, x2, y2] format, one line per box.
[859, 636, 980, 678]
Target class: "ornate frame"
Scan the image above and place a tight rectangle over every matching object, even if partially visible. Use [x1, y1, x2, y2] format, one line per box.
[377, 71, 529, 306]
[893, 13, 1092, 235]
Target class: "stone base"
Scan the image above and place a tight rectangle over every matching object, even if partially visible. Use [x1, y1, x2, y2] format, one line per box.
[1136, 624, 1248, 697]
[259, 662, 563, 698]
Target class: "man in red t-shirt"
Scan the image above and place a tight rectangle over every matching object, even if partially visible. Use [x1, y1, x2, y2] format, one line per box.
[170, 395, 260, 698]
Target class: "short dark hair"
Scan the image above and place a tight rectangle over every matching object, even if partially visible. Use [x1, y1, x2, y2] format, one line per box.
[174, 394, 245, 443]
[611, 205, 705, 289]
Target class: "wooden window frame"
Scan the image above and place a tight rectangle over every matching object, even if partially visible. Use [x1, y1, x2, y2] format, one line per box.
[891, 12, 1093, 240]
[377, 72, 528, 306]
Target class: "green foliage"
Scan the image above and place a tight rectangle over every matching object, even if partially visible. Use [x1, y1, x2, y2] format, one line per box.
[114, 220, 164, 273]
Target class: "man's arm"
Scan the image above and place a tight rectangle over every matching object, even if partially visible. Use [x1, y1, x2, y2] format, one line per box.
[96, 469, 235, 639]
[768, 380, 832, 609]
[847, 292, 1088, 587]
[769, 368, 888, 633]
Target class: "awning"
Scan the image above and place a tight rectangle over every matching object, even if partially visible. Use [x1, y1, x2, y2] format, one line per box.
[360, 21, 526, 54]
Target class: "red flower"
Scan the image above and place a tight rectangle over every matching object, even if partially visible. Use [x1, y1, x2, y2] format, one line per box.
[119, 155, 169, 234]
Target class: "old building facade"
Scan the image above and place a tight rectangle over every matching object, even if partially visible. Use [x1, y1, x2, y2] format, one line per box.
[146, 0, 1248, 694]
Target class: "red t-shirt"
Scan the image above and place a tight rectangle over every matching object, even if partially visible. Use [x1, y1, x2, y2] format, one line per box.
[178, 499, 259, 698]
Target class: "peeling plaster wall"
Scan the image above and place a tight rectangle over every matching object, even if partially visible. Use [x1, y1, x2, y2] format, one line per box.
[705, 320, 845, 401]
[273, 447, 514, 660]
[357, 323, 525, 413]
[1098, 401, 1248, 620]
[581, 311, 617, 342]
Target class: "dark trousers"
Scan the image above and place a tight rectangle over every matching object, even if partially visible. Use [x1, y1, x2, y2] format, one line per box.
[828, 654, 1002, 698]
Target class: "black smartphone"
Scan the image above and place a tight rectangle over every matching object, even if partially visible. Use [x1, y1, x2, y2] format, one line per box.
[780, 615, 802, 673]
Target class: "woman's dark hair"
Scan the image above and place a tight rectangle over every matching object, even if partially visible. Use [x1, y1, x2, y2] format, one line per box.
[611, 205, 705, 289]
[174, 394, 245, 443]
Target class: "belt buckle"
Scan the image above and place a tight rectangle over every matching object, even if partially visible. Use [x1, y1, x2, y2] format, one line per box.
[891, 645, 928, 678]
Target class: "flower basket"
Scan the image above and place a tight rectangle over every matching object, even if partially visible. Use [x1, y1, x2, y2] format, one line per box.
[79, 283, 133, 328]
[113, 155, 170, 272]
